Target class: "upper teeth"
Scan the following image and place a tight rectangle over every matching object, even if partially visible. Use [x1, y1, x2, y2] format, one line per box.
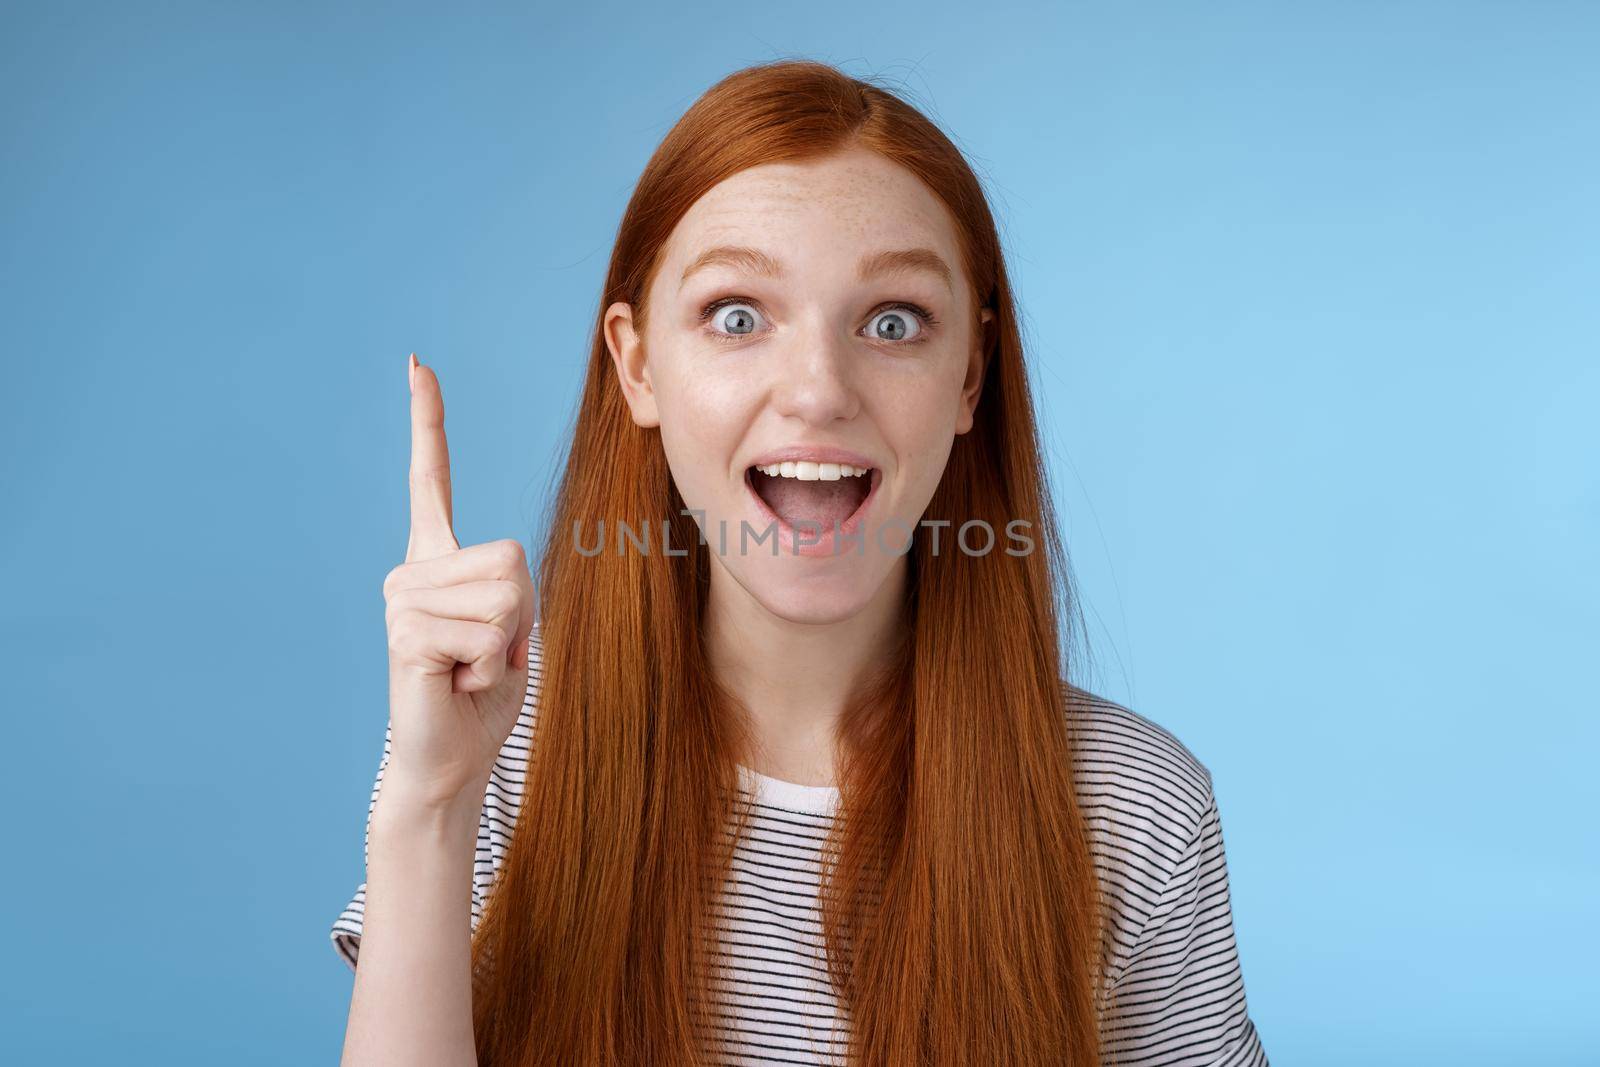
[755, 461, 870, 481]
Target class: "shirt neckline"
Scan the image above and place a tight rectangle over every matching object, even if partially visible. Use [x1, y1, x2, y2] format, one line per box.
[736, 763, 839, 816]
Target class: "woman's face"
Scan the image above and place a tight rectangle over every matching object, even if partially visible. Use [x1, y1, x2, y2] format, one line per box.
[605, 146, 990, 625]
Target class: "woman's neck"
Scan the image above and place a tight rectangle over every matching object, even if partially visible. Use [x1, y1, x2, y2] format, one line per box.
[703, 556, 908, 787]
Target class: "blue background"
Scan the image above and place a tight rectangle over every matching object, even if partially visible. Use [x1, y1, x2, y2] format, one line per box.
[4, 2, 1595, 1063]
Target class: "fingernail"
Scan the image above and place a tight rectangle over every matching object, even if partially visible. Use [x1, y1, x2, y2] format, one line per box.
[408, 352, 418, 394]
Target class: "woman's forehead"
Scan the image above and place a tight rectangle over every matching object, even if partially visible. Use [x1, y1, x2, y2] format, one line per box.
[672, 152, 958, 254]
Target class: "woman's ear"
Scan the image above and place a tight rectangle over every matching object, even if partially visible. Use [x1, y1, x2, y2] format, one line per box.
[604, 301, 660, 428]
[954, 306, 995, 436]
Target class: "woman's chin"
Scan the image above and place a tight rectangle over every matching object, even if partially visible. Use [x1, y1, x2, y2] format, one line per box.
[717, 555, 889, 626]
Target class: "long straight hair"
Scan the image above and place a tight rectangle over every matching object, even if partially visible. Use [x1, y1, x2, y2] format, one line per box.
[468, 59, 1111, 1065]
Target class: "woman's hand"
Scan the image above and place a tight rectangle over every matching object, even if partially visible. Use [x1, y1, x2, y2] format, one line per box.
[378, 353, 535, 811]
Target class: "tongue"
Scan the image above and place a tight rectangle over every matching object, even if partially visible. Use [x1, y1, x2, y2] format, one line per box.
[759, 476, 863, 530]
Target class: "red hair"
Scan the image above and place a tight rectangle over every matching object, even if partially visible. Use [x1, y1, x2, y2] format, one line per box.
[469, 59, 1111, 1065]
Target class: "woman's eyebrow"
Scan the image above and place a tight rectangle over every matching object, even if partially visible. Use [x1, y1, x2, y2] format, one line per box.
[679, 245, 952, 293]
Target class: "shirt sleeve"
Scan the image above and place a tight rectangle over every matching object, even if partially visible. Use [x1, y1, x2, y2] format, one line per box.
[329, 627, 539, 972]
[1102, 782, 1270, 1066]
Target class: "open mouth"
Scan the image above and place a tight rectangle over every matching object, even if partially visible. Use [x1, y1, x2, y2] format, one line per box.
[745, 461, 878, 535]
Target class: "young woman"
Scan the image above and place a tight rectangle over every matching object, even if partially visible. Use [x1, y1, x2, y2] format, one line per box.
[331, 60, 1268, 1067]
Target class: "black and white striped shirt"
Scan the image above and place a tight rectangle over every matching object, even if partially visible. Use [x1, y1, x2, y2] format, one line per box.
[331, 623, 1269, 1065]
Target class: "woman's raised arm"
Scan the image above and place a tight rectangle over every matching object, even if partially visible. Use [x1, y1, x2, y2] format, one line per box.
[338, 354, 535, 1067]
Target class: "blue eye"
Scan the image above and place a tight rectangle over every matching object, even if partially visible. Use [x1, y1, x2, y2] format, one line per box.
[705, 301, 763, 338]
[698, 296, 940, 346]
[867, 307, 922, 342]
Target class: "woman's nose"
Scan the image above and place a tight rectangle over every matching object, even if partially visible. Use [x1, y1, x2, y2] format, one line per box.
[769, 326, 861, 425]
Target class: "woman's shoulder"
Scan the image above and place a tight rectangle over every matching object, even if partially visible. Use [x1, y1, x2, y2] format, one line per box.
[1059, 683, 1266, 1057]
[1060, 680, 1218, 882]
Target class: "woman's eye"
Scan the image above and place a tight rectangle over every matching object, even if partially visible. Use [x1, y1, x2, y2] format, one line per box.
[704, 301, 765, 339]
[866, 306, 925, 343]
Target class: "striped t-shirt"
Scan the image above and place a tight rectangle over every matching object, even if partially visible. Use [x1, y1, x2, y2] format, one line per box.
[331, 623, 1269, 1065]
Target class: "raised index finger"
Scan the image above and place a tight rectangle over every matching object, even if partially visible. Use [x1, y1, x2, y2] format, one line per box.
[406, 353, 461, 563]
